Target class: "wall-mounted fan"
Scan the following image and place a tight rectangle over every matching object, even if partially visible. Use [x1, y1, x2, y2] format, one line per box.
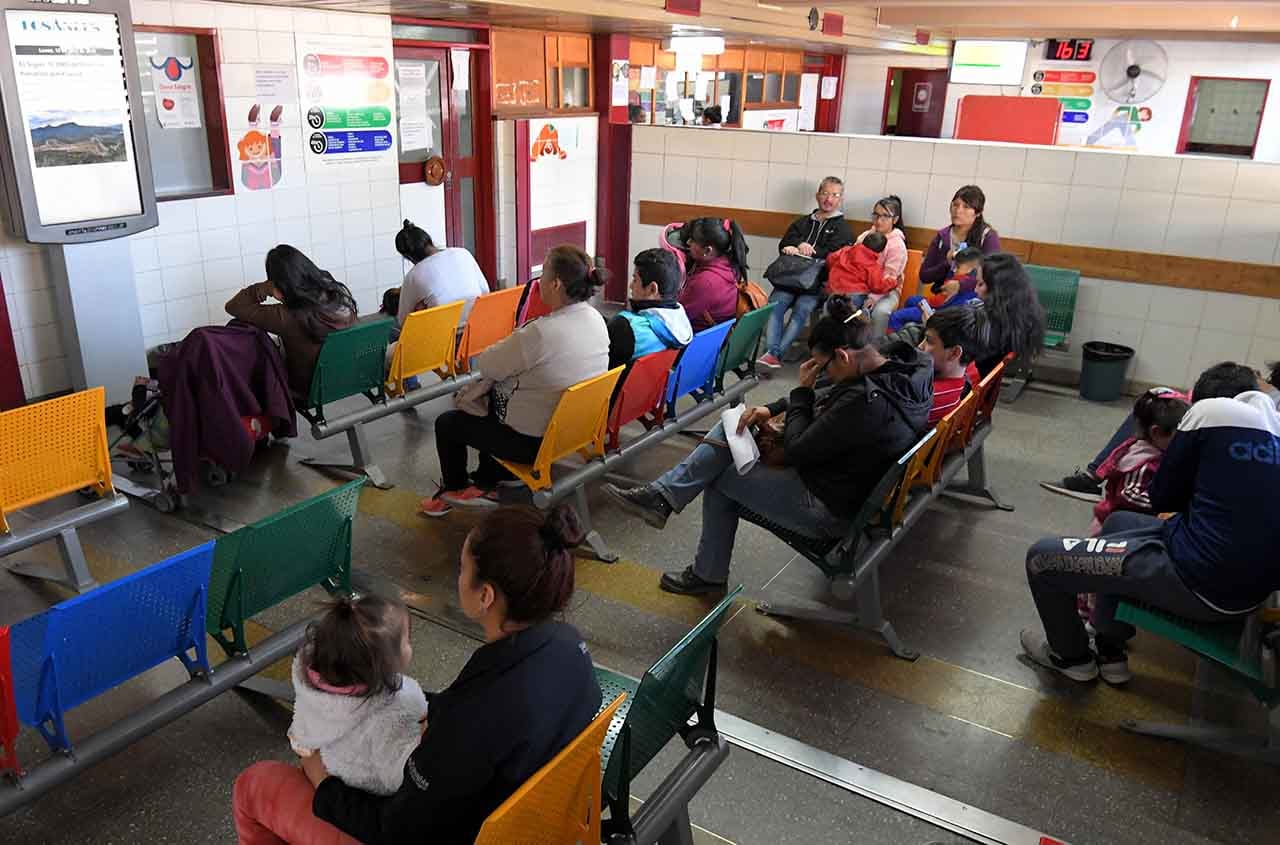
[1099, 39, 1168, 104]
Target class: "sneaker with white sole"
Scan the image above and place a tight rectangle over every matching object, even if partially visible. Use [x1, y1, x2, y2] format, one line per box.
[419, 494, 453, 518]
[1097, 653, 1132, 685]
[756, 352, 782, 370]
[441, 486, 499, 509]
[1039, 468, 1104, 503]
[1019, 629, 1099, 682]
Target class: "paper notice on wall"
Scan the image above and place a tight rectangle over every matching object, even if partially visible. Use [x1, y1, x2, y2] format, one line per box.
[678, 98, 695, 122]
[639, 65, 656, 89]
[450, 48, 469, 91]
[821, 75, 838, 100]
[297, 33, 397, 170]
[610, 59, 630, 106]
[396, 61, 431, 153]
[798, 73, 819, 131]
[695, 71, 713, 102]
[150, 55, 201, 129]
[665, 72, 680, 103]
[255, 66, 297, 101]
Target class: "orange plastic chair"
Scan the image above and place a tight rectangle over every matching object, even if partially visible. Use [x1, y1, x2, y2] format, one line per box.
[605, 349, 679, 451]
[905, 248, 925, 297]
[973, 359, 1008, 430]
[890, 427, 940, 528]
[473, 693, 626, 845]
[496, 367, 626, 490]
[385, 300, 464, 397]
[0, 387, 113, 535]
[921, 392, 976, 488]
[453, 286, 525, 374]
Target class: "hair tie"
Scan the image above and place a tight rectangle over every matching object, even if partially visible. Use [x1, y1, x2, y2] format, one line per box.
[722, 219, 732, 232]
[844, 308, 864, 324]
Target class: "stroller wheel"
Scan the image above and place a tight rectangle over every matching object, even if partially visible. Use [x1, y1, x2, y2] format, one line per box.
[205, 464, 230, 487]
[153, 491, 178, 514]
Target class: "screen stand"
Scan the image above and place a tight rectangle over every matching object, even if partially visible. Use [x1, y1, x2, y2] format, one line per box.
[49, 239, 148, 405]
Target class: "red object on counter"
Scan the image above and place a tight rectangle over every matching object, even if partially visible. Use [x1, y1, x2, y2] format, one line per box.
[953, 95, 1061, 145]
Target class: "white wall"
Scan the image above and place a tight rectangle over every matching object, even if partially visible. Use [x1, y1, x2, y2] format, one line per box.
[843, 40, 1280, 162]
[1, 231, 64, 397]
[630, 124, 1280, 389]
[495, 120, 517, 285]
[528, 116, 598, 267]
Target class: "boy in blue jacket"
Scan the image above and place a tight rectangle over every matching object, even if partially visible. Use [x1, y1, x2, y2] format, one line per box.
[1020, 362, 1280, 685]
[607, 248, 694, 369]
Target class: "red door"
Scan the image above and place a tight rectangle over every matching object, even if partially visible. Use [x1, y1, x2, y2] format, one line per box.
[394, 45, 496, 282]
[885, 68, 949, 138]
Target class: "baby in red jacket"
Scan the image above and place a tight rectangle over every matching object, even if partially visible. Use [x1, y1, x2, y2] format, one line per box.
[824, 231, 887, 307]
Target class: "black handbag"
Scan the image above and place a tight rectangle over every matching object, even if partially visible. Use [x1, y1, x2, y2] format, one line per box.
[764, 253, 823, 293]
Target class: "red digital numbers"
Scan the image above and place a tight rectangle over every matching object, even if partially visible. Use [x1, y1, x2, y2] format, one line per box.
[1055, 41, 1075, 60]
[1075, 40, 1093, 60]
[1046, 38, 1094, 62]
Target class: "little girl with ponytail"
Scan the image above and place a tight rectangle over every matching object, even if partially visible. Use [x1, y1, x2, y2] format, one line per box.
[288, 594, 428, 795]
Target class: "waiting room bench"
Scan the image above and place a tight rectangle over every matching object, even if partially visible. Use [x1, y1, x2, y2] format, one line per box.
[0, 387, 129, 594]
[498, 306, 773, 562]
[1116, 597, 1280, 763]
[298, 286, 527, 488]
[752, 359, 1012, 660]
[0, 478, 364, 812]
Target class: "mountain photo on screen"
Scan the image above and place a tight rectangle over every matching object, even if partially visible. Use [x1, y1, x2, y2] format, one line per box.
[28, 109, 127, 168]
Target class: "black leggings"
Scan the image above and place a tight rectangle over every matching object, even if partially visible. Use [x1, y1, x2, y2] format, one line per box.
[435, 409, 542, 490]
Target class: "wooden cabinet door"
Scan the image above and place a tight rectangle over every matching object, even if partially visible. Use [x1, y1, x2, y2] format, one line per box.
[491, 29, 547, 114]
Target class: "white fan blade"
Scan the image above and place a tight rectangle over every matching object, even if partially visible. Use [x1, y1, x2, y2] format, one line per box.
[1126, 46, 1135, 67]
[1143, 70, 1165, 85]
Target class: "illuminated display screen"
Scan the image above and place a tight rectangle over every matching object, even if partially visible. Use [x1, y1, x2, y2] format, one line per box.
[950, 40, 1030, 86]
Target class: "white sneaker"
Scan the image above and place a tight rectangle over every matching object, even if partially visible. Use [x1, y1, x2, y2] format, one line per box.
[1098, 655, 1132, 685]
[1020, 629, 1099, 682]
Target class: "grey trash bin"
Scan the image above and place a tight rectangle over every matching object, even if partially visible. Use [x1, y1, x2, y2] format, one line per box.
[1079, 341, 1134, 402]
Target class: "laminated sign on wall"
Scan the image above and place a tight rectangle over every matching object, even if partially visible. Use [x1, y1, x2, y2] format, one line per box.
[296, 33, 397, 170]
[149, 55, 201, 129]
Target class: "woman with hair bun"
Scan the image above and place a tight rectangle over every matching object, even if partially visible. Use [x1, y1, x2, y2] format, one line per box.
[235, 504, 602, 845]
[393, 220, 490, 328]
[423, 245, 610, 515]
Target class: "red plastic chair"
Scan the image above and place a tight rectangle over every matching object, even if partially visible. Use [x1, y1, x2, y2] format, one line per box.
[605, 349, 679, 451]
[517, 278, 554, 326]
[0, 626, 20, 777]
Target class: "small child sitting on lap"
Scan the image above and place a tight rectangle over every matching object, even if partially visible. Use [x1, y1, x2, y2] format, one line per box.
[888, 247, 984, 332]
[289, 594, 428, 795]
[824, 231, 888, 309]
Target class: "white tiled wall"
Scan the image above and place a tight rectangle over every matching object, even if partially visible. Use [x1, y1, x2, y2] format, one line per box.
[630, 124, 1280, 387]
[0, 230, 66, 397]
[495, 120, 517, 285]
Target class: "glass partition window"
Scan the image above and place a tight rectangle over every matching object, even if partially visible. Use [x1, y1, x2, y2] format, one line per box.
[395, 57, 444, 166]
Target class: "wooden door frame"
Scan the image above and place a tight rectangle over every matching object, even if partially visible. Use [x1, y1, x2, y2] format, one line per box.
[1176, 75, 1270, 159]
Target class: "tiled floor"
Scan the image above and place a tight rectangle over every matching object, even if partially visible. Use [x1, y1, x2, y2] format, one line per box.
[2, 373, 1275, 844]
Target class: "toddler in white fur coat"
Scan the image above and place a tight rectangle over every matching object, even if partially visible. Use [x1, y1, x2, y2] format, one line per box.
[288, 594, 428, 795]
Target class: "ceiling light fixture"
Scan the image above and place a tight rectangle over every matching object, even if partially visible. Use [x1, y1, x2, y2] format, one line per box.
[662, 36, 726, 54]
[757, 2, 784, 10]
[1230, 15, 1240, 28]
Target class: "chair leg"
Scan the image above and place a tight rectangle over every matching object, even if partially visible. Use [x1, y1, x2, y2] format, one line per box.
[6, 527, 99, 594]
[656, 806, 696, 845]
[300, 425, 392, 489]
[1121, 714, 1280, 765]
[575, 487, 618, 563]
[757, 570, 919, 661]
[941, 444, 1014, 512]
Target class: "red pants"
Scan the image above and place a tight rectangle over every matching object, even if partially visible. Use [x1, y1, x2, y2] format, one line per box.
[233, 761, 362, 845]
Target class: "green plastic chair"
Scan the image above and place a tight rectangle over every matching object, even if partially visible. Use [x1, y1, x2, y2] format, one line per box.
[1024, 264, 1080, 350]
[715, 303, 775, 392]
[594, 585, 743, 838]
[206, 478, 364, 656]
[297, 319, 394, 425]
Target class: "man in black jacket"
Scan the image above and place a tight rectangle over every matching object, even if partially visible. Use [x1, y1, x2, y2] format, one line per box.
[606, 304, 932, 594]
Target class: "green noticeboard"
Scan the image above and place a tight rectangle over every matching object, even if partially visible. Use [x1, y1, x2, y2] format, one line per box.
[1058, 97, 1092, 110]
[305, 106, 393, 130]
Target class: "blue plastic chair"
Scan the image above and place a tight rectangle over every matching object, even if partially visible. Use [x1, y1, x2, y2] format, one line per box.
[666, 320, 735, 415]
[7, 542, 215, 752]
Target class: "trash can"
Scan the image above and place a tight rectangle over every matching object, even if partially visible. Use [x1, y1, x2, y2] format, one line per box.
[1079, 341, 1135, 402]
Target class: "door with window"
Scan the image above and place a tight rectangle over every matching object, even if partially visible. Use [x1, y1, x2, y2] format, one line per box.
[394, 45, 493, 280]
[883, 68, 948, 138]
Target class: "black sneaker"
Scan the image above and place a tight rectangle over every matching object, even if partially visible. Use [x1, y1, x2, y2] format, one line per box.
[660, 567, 727, 596]
[603, 483, 673, 529]
[1040, 468, 1103, 503]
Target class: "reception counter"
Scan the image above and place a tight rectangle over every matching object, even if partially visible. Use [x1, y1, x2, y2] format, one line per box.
[628, 124, 1279, 389]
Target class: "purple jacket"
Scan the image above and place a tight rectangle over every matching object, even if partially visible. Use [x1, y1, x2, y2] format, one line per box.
[158, 324, 297, 493]
[919, 224, 1001, 286]
[679, 255, 740, 331]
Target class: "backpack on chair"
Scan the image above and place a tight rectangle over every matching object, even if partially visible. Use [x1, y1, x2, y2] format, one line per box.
[736, 280, 768, 317]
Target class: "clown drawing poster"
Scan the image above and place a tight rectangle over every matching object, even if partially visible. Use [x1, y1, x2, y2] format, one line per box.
[149, 55, 201, 130]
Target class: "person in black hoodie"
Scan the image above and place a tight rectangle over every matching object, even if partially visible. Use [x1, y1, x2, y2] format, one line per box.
[605, 296, 933, 595]
[232, 505, 601, 845]
[759, 177, 857, 368]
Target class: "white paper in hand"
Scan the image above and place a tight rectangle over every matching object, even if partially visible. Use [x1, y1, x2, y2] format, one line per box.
[721, 405, 760, 476]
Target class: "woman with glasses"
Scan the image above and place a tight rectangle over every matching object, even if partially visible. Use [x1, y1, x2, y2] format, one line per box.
[853, 195, 909, 335]
[605, 296, 933, 595]
[758, 177, 855, 369]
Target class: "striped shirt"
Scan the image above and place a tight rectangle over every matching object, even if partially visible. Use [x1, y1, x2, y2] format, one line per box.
[929, 375, 968, 424]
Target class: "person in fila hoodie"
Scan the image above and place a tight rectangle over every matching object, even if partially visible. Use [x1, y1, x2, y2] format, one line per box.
[1019, 362, 1280, 686]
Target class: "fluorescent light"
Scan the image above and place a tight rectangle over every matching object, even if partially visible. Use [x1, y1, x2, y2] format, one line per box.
[757, 2, 783, 10]
[662, 36, 725, 55]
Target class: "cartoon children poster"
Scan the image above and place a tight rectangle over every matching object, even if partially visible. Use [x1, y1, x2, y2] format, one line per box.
[237, 104, 283, 190]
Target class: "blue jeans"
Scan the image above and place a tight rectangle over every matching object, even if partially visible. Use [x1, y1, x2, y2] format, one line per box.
[764, 290, 820, 359]
[652, 422, 847, 583]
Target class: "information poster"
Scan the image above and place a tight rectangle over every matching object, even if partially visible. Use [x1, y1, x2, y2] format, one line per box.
[149, 55, 201, 129]
[254, 66, 296, 101]
[610, 59, 629, 107]
[5, 9, 143, 225]
[296, 33, 396, 170]
[396, 61, 431, 153]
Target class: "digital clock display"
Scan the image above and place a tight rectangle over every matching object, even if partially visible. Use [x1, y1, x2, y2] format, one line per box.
[1044, 38, 1094, 62]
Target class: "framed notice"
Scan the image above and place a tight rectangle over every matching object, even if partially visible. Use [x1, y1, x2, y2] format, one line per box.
[297, 33, 397, 171]
[0, 0, 157, 242]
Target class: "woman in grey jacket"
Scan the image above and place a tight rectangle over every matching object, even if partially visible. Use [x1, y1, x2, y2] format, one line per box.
[606, 296, 933, 594]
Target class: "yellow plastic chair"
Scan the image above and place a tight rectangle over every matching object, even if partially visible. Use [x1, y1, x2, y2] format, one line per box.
[474, 693, 626, 845]
[0, 387, 113, 535]
[452, 285, 525, 374]
[904, 248, 925, 297]
[385, 300, 465, 397]
[496, 367, 625, 490]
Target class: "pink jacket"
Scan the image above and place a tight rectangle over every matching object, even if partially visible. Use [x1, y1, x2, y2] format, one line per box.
[1089, 437, 1165, 534]
[679, 255, 739, 331]
[856, 228, 907, 298]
